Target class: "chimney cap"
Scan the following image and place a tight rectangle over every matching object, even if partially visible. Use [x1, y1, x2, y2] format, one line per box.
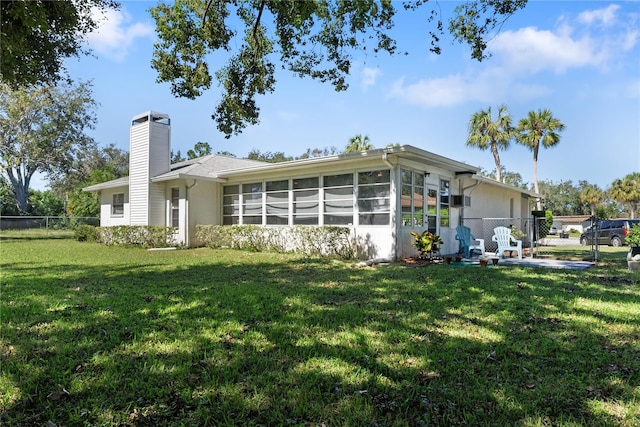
[131, 111, 170, 126]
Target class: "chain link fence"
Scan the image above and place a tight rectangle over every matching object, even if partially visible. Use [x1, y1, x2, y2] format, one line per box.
[460, 217, 598, 260]
[0, 216, 99, 235]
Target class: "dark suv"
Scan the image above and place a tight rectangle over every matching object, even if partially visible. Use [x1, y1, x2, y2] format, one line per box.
[580, 219, 640, 246]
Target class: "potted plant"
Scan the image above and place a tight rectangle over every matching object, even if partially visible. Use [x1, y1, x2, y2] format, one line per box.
[410, 230, 443, 261]
[626, 224, 640, 271]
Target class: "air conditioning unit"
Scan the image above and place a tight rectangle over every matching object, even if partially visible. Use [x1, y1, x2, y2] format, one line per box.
[451, 195, 471, 207]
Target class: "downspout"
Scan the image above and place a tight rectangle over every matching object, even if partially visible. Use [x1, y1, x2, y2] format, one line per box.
[185, 179, 198, 246]
[459, 176, 481, 226]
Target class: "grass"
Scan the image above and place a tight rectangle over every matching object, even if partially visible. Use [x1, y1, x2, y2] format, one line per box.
[1, 233, 639, 426]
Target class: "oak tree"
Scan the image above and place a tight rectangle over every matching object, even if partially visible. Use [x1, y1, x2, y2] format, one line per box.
[150, 0, 528, 137]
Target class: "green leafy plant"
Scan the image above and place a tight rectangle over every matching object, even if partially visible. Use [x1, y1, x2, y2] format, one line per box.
[74, 224, 99, 242]
[510, 225, 525, 240]
[625, 224, 640, 247]
[410, 230, 443, 259]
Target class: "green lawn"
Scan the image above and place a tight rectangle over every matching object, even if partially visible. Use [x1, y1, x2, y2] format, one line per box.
[1, 235, 639, 426]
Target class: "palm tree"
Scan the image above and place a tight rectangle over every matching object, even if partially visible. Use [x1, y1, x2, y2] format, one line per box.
[580, 184, 603, 216]
[516, 109, 565, 209]
[345, 134, 373, 153]
[466, 105, 513, 183]
[609, 172, 640, 218]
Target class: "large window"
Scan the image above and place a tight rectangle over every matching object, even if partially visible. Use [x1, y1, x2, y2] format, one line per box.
[293, 177, 319, 225]
[111, 193, 124, 216]
[323, 173, 354, 225]
[222, 170, 390, 227]
[222, 185, 239, 225]
[171, 188, 179, 227]
[357, 170, 390, 225]
[266, 180, 289, 225]
[440, 180, 450, 227]
[243, 182, 263, 224]
[401, 169, 424, 227]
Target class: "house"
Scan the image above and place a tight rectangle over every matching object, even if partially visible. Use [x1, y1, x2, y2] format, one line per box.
[552, 215, 592, 233]
[85, 111, 540, 260]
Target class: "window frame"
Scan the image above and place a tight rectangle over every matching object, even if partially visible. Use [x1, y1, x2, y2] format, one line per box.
[111, 193, 124, 217]
[170, 187, 179, 228]
[439, 179, 450, 228]
[323, 173, 354, 225]
[357, 169, 391, 226]
[401, 169, 425, 227]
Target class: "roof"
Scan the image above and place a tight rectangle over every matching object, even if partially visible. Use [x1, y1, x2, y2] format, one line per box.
[212, 145, 480, 180]
[83, 176, 129, 192]
[83, 155, 266, 191]
[84, 145, 538, 199]
[151, 155, 265, 182]
[471, 175, 541, 199]
[554, 215, 592, 223]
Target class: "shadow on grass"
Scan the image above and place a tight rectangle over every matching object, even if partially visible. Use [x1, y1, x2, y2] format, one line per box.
[2, 247, 639, 426]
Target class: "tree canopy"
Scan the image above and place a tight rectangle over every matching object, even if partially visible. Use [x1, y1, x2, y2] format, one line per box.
[516, 109, 565, 207]
[609, 172, 640, 219]
[150, 0, 529, 137]
[345, 134, 374, 153]
[0, 82, 97, 213]
[0, 0, 120, 86]
[466, 105, 513, 183]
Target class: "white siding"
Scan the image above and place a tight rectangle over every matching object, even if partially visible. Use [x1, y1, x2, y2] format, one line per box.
[129, 122, 150, 225]
[99, 188, 129, 227]
[128, 112, 170, 226]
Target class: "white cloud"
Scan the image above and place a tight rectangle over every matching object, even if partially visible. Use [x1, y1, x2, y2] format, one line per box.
[86, 7, 154, 61]
[388, 69, 551, 109]
[375, 3, 638, 110]
[360, 67, 381, 90]
[578, 4, 620, 26]
[490, 26, 605, 74]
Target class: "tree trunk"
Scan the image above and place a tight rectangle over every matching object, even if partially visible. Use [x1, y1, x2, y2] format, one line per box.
[532, 146, 541, 210]
[6, 166, 33, 214]
[491, 145, 502, 182]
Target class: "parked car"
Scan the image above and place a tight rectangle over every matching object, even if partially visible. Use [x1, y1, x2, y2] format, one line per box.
[548, 226, 558, 235]
[579, 219, 640, 246]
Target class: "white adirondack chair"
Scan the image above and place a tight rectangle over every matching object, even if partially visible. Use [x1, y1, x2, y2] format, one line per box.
[492, 226, 523, 259]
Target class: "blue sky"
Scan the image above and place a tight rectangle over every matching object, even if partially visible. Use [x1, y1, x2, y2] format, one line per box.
[56, 0, 639, 191]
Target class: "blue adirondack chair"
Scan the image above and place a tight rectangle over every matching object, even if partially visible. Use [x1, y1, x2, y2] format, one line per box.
[455, 225, 486, 258]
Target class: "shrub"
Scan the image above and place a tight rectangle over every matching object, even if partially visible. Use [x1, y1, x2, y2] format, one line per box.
[195, 224, 354, 259]
[626, 224, 640, 247]
[98, 225, 177, 247]
[75, 224, 99, 242]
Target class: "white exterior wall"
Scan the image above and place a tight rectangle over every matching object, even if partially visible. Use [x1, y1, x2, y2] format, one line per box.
[187, 181, 219, 246]
[464, 181, 529, 219]
[129, 112, 170, 226]
[98, 187, 129, 227]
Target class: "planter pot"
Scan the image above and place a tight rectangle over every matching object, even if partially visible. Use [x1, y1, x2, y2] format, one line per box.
[491, 258, 499, 265]
[628, 246, 640, 271]
[444, 256, 452, 265]
[479, 259, 489, 268]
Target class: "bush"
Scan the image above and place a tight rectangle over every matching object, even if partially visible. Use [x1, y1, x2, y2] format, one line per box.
[195, 224, 354, 259]
[75, 224, 100, 242]
[98, 225, 178, 247]
[626, 224, 640, 247]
